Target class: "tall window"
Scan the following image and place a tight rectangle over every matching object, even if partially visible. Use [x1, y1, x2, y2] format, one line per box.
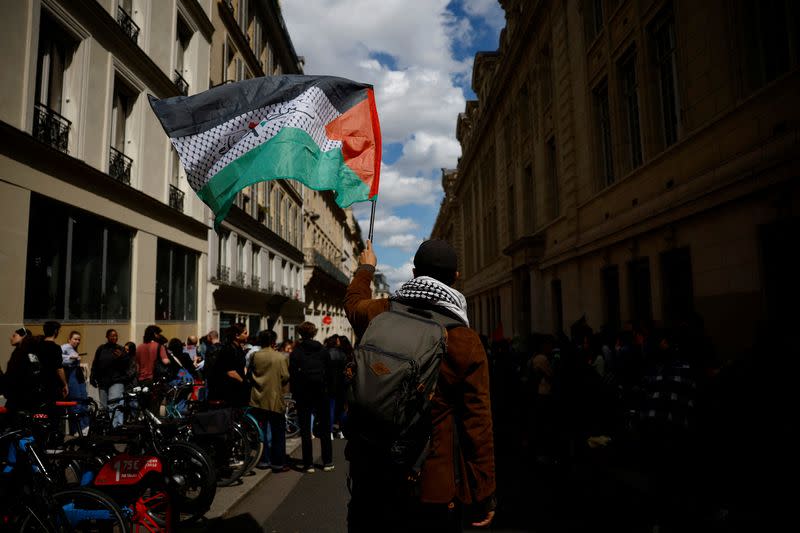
[507, 181, 516, 242]
[481, 145, 496, 264]
[111, 76, 136, 154]
[463, 185, 474, 276]
[584, 0, 604, 43]
[156, 240, 198, 321]
[660, 247, 693, 327]
[175, 16, 192, 95]
[546, 138, 559, 219]
[35, 11, 75, 114]
[651, 9, 680, 147]
[551, 279, 563, 334]
[540, 47, 553, 108]
[216, 230, 229, 281]
[619, 49, 643, 171]
[601, 265, 621, 332]
[523, 163, 535, 232]
[628, 257, 653, 322]
[24, 194, 133, 320]
[742, 0, 800, 94]
[593, 79, 615, 187]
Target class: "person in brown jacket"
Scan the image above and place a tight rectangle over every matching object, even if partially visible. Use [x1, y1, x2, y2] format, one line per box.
[249, 329, 291, 473]
[344, 238, 496, 532]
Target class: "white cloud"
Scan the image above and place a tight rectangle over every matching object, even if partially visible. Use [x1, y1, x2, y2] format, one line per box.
[463, 0, 506, 31]
[384, 234, 422, 252]
[378, 169, 442, 207]
[394, 132, 462, 177]
[377, 260, 414, 291]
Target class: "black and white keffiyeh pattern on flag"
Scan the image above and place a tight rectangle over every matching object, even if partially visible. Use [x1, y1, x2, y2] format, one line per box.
[393, 276, 469, 326]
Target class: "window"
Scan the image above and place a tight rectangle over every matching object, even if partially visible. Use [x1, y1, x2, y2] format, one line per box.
[523, 163, 535, 232]
[551, 279, 563, 334]
[627, 257, 652, 322]
[156, 239, 198, 321]
[742, 0, 800, 93]
[593, 79, 615, 187]
[24, 194, 133, 320]
[224, 39, 236, 82]
[651, 9, 680, 147]
[660, 247, 693, 327]
[481, 145, 496, 264]
[585, 0, 604, 43]
[540, 47, 553, 108]
[216, 230, 229, 282]
[601, 265, 621, 332]
[546, 138, 559, 219]
[33, 11, 77, 153]
[619, 49, 643, 171]
[507, 181, 516, 242]
[175, 16, 192, 95]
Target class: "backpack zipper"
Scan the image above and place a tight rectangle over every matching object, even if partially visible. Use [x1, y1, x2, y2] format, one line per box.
[358, 344, 419, 373]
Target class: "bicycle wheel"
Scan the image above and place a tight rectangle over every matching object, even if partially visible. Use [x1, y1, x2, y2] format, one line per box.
[285, 398, 300, 439]
[129, 474, 174, 532]
[23, 487, 129, 532]
[207, 423, 251, 487]
[240, 412, 263, 473]
[162, 442, 216, 523]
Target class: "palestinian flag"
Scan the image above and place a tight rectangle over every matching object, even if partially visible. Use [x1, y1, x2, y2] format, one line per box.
[149, 75, 381, 227]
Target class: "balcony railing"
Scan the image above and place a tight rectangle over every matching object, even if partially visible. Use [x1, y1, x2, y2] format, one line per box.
[109, 147, 132, 185]
[250, 274, 260, 290]
[261, 281, 275, 294]
[215, 265, 230, 283]
[234, 270, 246, 287]
[169, 184, 184, 212]
[304, 247, 350, 286]
[33, 103, 71, 154]
[116, 6, 140, 44]
[173, 70, 189, 96]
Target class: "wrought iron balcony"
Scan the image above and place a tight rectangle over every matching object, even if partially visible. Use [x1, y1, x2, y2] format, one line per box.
[169, 184, 184, 212]
[33, 103, 71, 154]
[304, 247, 350, 286]
[262, 281, 275, 294]
[251, 274, 260, 290]
[173, 70, 189, 96]
[234, 270, 246, 286]
[109, 147, 132, 185]
[215, 265, 230, 283]
[116, 6, 140, 44]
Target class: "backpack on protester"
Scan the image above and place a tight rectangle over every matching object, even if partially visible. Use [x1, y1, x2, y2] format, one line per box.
[292, 342, 328, 390]
[345, 300, 463, 477]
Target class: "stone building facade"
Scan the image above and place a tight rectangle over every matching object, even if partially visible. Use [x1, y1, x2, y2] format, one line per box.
[0, 0, 212, 365]
[433, 0, 799, 359]
[302, 190, 362, 343]
[206, 0, 306, 340]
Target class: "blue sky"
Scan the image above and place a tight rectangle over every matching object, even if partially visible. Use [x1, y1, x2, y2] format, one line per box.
[282, 0, 504, 289]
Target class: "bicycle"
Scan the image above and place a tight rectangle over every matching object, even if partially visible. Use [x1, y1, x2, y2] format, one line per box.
[0, 405, 129, 532]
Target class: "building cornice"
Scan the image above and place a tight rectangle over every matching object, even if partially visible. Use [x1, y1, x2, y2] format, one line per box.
[0, 120, 208, 239]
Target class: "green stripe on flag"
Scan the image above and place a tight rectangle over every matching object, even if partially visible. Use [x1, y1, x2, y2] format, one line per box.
[197, 127, 372, 228]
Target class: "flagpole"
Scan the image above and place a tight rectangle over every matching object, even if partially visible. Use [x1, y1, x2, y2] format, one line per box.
[368, 198, 377, 243]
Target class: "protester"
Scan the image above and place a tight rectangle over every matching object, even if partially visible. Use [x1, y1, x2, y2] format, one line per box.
[61, 330, 89, 434]
[90, 329, 131, 427]
[206, 323, 249, 407]
[249, 329, 291, 472]
[290, 321, 333, 473]
[343, 239, 496, 531]
[39, 321, 68, 403]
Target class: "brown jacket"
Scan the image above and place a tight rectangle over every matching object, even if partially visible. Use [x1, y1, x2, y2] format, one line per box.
[344, 265, 496, 505]
[249, 346, 289, 413]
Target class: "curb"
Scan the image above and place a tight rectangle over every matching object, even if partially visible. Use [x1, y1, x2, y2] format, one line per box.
[206, 437, 303, 520]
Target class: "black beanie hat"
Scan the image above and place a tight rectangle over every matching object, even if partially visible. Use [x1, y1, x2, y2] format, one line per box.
[414, 239, 458, 274]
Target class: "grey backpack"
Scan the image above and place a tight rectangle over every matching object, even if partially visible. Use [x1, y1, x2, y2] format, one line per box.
[346, 300, 463, 471]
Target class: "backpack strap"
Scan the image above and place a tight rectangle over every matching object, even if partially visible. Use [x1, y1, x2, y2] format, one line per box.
[389, 298, 465, 331]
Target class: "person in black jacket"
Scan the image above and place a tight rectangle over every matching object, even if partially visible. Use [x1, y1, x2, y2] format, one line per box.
[90, 329, 130, 427]
[206, 324, 249, 407]
[290, 321, 333, 472]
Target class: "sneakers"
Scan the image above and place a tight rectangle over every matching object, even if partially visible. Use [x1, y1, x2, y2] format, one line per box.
[334, 431, 345, 440]
[271, 465, 291, 474]
[303, 465, 315, 473]
[322, 464, 335, 472]
[256, 462, 271, 470]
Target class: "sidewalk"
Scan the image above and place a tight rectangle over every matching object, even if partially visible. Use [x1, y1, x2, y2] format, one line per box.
[204, 436, 302, 520]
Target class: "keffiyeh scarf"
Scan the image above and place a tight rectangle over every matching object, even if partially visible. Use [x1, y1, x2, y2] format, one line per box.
[392, 276, 470, 326]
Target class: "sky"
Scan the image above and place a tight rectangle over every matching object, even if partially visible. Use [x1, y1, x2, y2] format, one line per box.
[281, 0, 505, 290]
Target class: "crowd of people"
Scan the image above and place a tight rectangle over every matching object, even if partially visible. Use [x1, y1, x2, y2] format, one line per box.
[487, 314, 794, 532]
[0, 320, 353, 475]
